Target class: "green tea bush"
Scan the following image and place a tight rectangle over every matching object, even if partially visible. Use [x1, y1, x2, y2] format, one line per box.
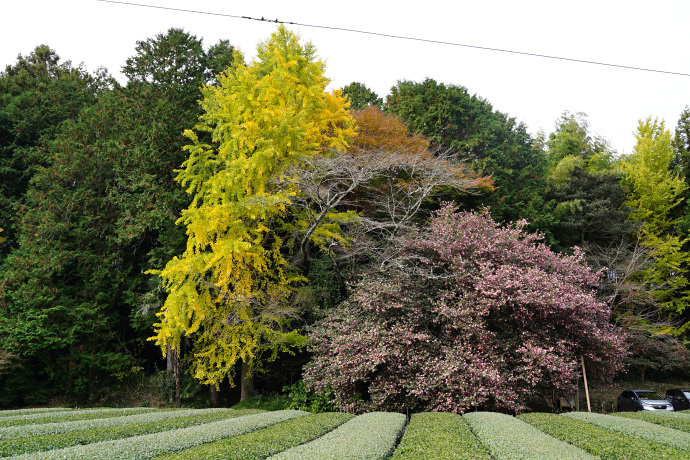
[391, 412, 490, 459]
[15, 410, 307, 459]
[614, 411, 690, 432]
[0, 408, 222, 439]
[0, 408, 68, 416]
[157, 412, 354, 459]
[0, 407, 152, 426]
[519, 412, 687, 459]
[0, 409, 260, 457]
[463, 411, 596, 459]
[566, 412, 690, 451]
[268, 411, 406, 459]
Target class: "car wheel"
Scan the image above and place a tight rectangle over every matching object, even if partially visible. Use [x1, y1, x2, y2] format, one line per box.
[617, 404, 622, 412]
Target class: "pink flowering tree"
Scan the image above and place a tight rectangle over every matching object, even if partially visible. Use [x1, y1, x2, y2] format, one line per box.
[303, 205, 626, 414]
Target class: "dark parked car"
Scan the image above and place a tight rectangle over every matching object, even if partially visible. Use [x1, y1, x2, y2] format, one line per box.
[666, 388, 690, 411]
[617, 389, 674, 412]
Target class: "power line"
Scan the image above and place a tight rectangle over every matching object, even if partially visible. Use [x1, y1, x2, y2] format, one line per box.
[96, 0, 690, 78]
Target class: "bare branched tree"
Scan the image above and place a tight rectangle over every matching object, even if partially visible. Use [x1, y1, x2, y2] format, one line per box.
[282, 143, 490, 281]
[586, 233, 683, 334]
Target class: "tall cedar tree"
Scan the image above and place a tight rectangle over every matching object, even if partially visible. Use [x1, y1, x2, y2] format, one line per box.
[150, 26, 356, 398]
[0, 46, 107, 257]
[0, 29, 234, 404]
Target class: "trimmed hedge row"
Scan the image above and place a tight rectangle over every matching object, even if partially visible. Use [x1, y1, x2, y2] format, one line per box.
[519, 412, 687, 459]
[10, 407, 690, 459]
[463, 411, 597, 459]
[390, 412, 490, 460]
[0, 408, 156, 427]
[0, 408, 70, 416]
[566, 412, 690, 451]
[15, 410, 308, 459]
[268, 411, 406, 460]
[0, 409, 261, 457]
[157, 412, 354, 460]
[0, 408, 227, 440]
[614, 411, 690, 433]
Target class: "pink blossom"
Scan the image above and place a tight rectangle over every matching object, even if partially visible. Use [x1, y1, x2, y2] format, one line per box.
[304, 205, 626, 414]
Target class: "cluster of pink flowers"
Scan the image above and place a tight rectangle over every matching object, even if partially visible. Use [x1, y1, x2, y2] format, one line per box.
[304, 205, 626, 413]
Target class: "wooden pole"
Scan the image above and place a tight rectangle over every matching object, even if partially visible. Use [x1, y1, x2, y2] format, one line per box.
[581, 355, 591, 412]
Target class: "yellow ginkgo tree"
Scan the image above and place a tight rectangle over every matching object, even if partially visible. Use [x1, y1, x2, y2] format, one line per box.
[623, 117, 690, 323]
[149, 26, 356, 398]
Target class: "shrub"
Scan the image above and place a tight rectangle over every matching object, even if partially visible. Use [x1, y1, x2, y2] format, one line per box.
[463, 411, 596, 459]
[283, 380, 336, 413]
[268, 411, 406, 459]
[231, 394, 291, 411]
[391, 412, 490, 459]
[157, 412, 353, 459]
[519, 412, 687, 459]
[305, 206, 625, 413]
[566, 412, 690, 450]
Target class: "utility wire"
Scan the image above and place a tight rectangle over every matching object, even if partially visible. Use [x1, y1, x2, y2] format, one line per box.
[96, 0, 690, 78]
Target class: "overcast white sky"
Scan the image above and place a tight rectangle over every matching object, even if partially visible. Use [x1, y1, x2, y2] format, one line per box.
[3, 0, 690, 155]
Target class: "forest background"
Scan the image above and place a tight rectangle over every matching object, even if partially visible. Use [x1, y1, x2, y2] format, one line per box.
[2, 24, 690, 411]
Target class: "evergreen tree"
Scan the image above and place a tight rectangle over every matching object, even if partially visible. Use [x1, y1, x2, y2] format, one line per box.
[341, 81, 382, 110]
[0, 45, 107, 257]
[543, 112, 631, 249]
[385, 78, 547, 229]
[0, 29, 235, 403]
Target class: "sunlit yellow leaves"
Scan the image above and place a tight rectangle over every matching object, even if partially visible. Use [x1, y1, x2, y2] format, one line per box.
[624, 117, 686, 235]
[150, 25, 355, 387]
[622, 117, 690, 317]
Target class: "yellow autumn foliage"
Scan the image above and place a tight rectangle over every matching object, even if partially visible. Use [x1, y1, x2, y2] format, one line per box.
[149, 26, 355, 387]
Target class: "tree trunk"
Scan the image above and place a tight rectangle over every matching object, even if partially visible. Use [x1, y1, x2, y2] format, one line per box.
[240, 360, 254, 401]
[166, 342, 181, 405]
[209, 384, 219, 407]
[67, 345, 76, 395]
[581, 356, 591, 413]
